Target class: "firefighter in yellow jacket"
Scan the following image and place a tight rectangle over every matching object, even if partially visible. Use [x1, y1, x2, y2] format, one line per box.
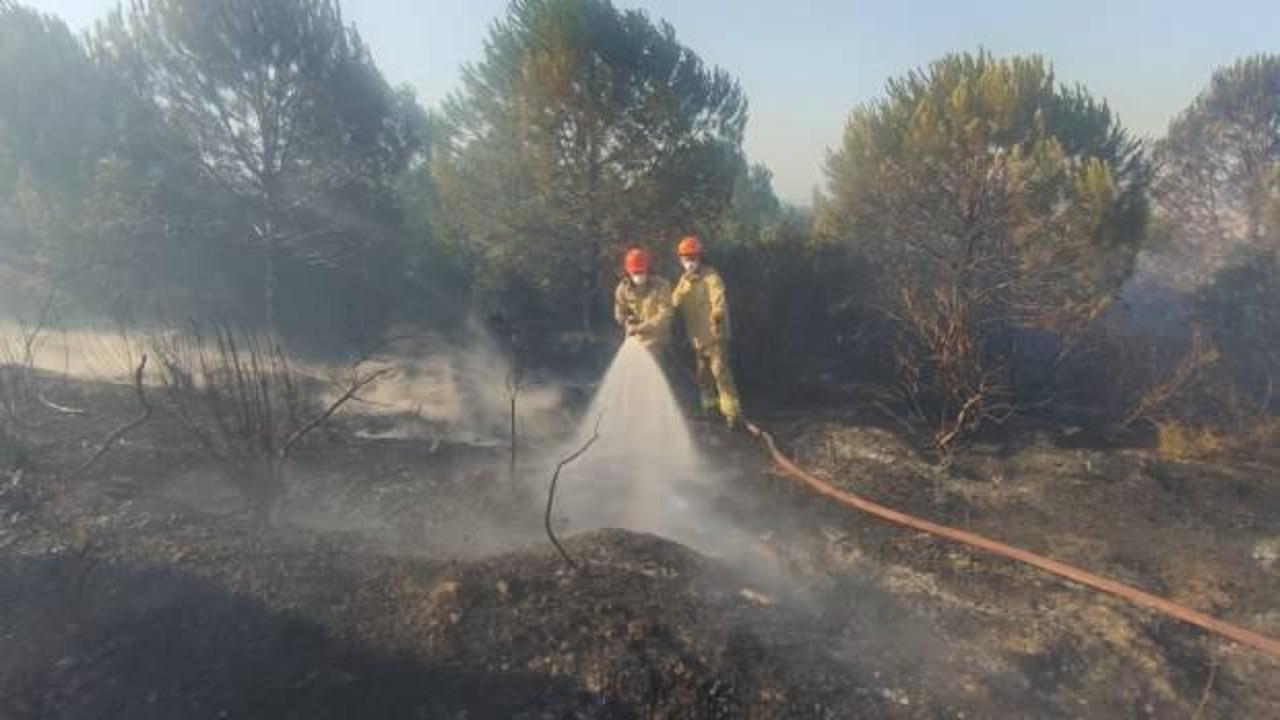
[671, 235, 742, 429]
[613, 247, 673, 352]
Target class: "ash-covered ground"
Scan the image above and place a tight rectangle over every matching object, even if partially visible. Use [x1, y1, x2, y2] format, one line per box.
[2, 374, 1279, 719]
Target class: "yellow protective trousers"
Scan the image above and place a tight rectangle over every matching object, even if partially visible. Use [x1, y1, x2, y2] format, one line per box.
[693, 341, 741, 422]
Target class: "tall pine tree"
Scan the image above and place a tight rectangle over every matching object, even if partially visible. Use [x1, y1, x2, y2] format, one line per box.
[1155, 54, 1280, 283]
[437, 0, 746, 338]
[820, 52, 1149, 449]
[119, 0, 426, 335]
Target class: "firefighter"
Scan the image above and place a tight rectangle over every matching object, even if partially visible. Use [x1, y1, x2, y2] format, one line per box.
[670, 235, 742, 429]
[613, 247, 673, 352]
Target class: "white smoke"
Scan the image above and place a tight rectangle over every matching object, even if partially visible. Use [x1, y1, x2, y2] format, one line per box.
[342, 324, 568, 446]
[0, 319, 569, 448]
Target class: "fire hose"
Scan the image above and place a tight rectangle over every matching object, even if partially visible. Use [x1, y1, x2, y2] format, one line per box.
[743, 422, 1280, 662]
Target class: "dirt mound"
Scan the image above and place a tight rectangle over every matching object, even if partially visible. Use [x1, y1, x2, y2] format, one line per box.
[388, 528, 884, 717]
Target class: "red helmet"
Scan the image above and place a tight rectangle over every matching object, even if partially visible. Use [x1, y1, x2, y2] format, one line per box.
[624, 247, 649, 274]
[677, 235, 703, 257]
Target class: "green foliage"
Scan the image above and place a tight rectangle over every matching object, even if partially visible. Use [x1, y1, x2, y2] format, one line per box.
[713, 163, 783, 249]
[1194, 249, 1280, 403]
[715, 214, 859, 396]
[8, 3, 1218, 445]
[0, 4, 106, 199]
[393, 108, 482, 330]
[437, 0, 747, 337]
[0, 4, 110, 279]
[1155, 54, 1280, 284]
[1164, 56, 1280, 230]
[699, 163, 864, 395]
[1150, 55, 1280, 428]
[0, 0, 437, 338]
[820, 51, 1149, 448]
[118, 0, 428, 334]
[823, 52, 1147, 326]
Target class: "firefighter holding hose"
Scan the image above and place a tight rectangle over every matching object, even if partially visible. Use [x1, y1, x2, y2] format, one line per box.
[671, 235, 742, 430]
[613, 247, 674, 353]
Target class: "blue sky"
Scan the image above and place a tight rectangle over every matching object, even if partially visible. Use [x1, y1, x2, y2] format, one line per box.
[27, 0, 1280, 204]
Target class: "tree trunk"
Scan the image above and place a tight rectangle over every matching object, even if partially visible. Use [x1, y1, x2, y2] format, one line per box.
[509, 389, 518, 485]
[265, 233, 277, 338]
[581, 276, 593, 338]
[261, 182, 280, 339]
[582, 56, 601, 341]
[1007, 331, 1020, 402]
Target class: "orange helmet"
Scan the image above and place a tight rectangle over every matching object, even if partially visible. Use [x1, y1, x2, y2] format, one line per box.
[676, 235, 703, 257]
[624, 247, 649, 274]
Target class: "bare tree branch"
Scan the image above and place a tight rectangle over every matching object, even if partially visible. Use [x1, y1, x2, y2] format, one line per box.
[37, 393, 85, 416]
[545, 413, 604, 570]
[69, 355, 152, 480]
[279, 366, 394, 462]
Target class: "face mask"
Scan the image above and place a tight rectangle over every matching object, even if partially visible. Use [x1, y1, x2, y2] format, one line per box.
[630, 273, 648, 287]
[680, 258, 699, 273]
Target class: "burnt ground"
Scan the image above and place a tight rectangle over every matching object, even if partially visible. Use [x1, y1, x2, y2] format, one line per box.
[2, 374, 1279, 718]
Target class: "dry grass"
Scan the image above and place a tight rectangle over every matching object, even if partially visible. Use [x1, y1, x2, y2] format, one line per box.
[1154, 416, 1280, 461]
[1154, 421, 1227, 460]
[0, 333, 36, 435]
[151, 323, 391, 526]
[0, 295, 58, 439]
[1236, 416, 1280, 458]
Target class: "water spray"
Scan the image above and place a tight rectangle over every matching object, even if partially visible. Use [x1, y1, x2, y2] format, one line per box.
[550, 337, 703, 541]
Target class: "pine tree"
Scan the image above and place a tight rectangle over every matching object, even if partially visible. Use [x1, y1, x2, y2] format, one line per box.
[119, 0, 425, 334]
[0, 3, 109, 278]
[1160, 55, 1280, 400]
[1155, 54, 1280, 283]
[437, 0, 746, 338]
[820, 52, 1149, 449]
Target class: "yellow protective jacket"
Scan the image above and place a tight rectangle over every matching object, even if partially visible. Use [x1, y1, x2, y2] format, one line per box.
[613, 275, 674, 349]
[672, 266, 731, 350]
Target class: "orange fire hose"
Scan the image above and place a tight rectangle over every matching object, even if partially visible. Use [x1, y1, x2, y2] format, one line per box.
[744, 422, 1280, 662]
